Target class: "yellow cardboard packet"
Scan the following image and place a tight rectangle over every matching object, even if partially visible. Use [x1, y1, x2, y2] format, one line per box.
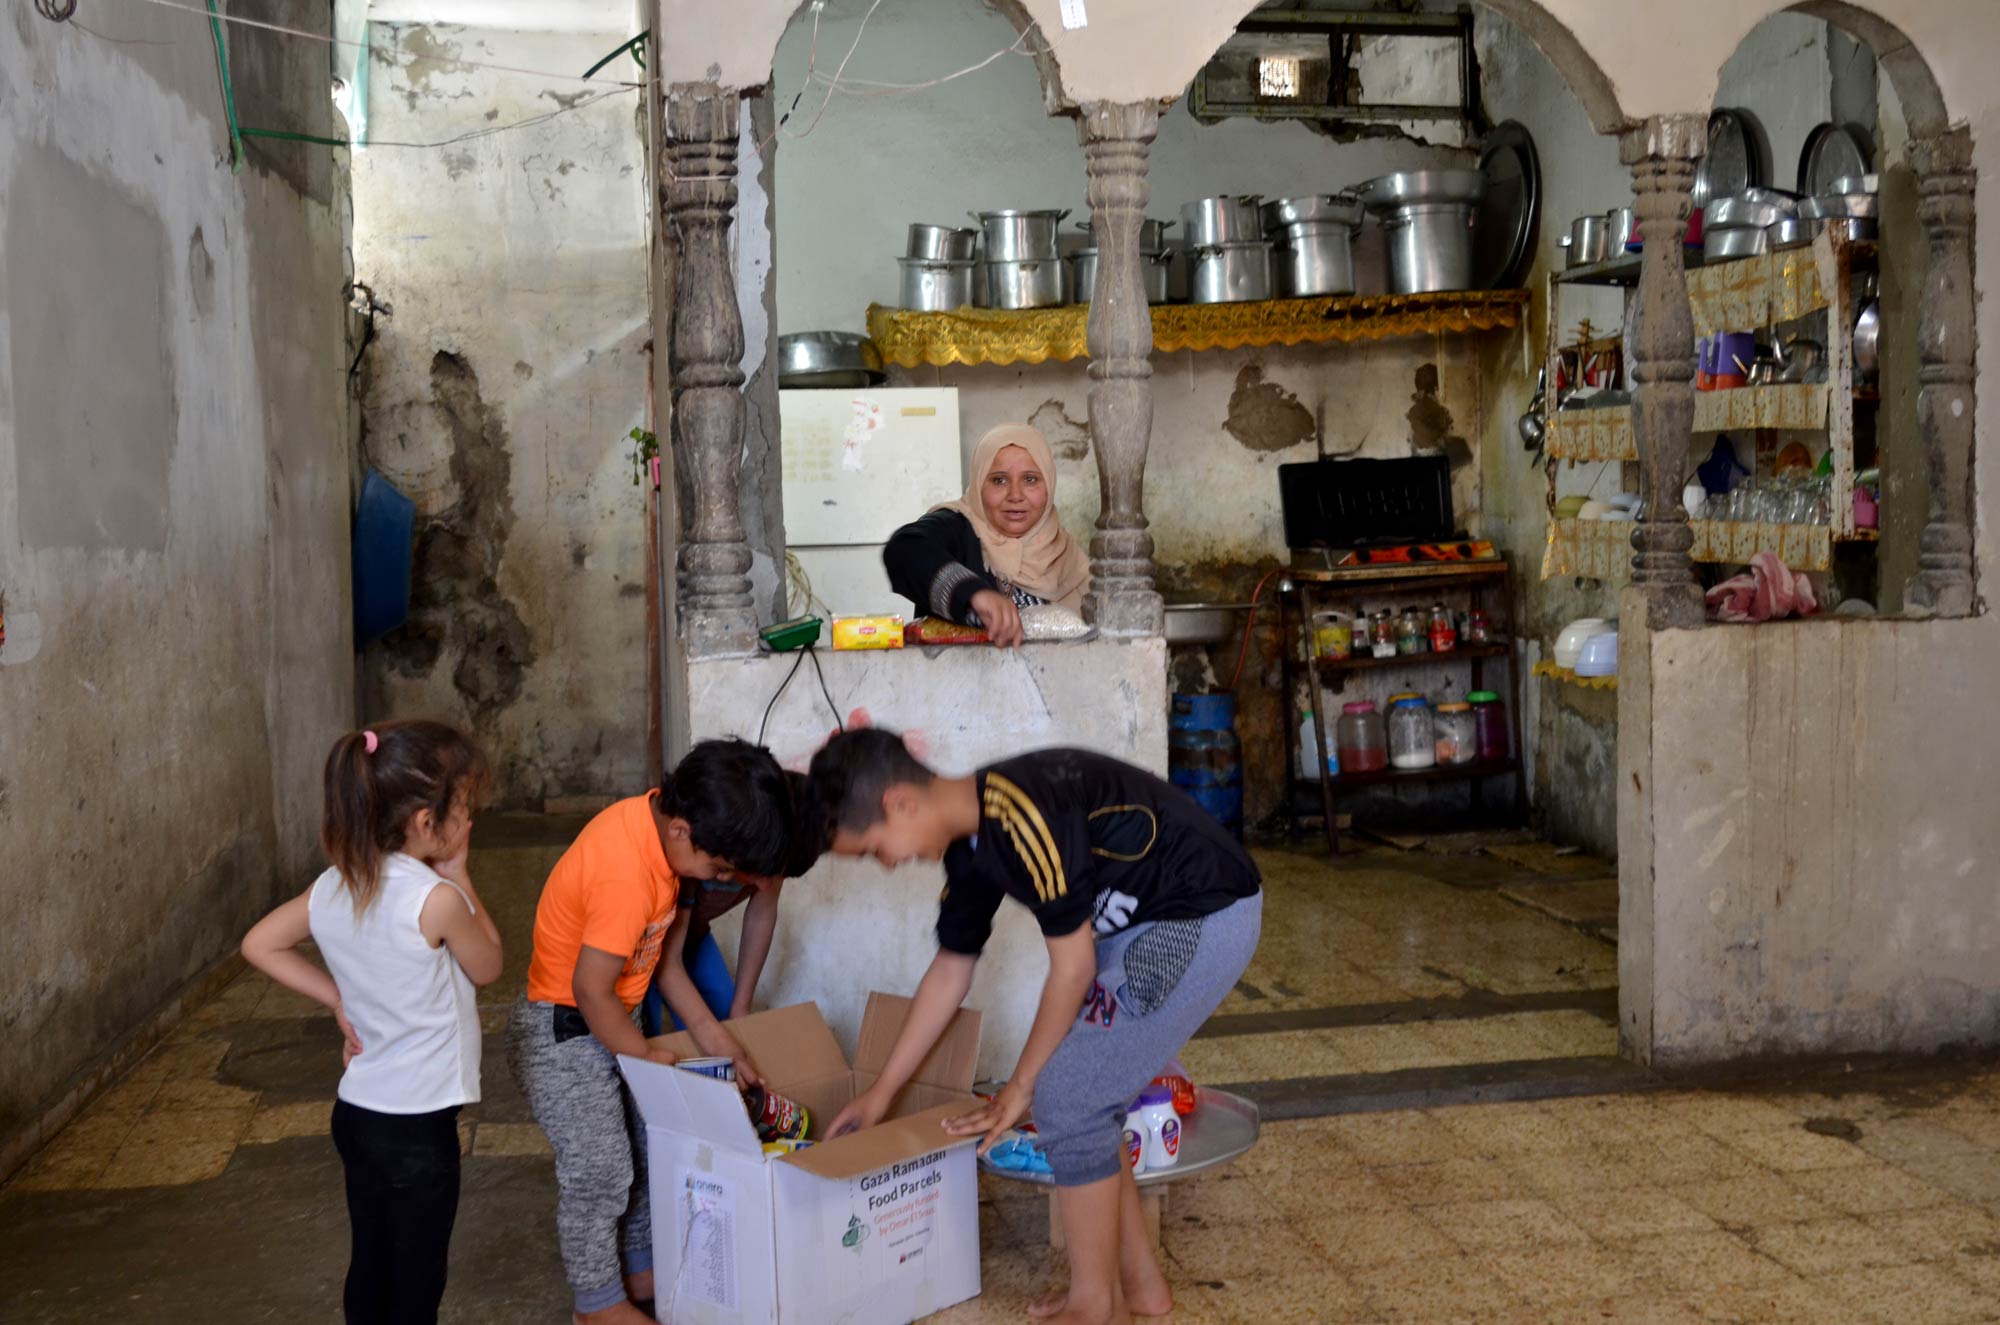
[831, 615, 905, 650]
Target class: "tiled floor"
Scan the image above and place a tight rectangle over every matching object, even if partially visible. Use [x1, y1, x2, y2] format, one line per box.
[8, 823, 2000, 1322]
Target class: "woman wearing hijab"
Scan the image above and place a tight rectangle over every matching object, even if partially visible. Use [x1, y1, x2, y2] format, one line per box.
[883, 422, 1092, 647]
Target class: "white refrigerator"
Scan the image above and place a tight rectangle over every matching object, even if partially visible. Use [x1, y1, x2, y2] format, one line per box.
[779, 386, 963, 619]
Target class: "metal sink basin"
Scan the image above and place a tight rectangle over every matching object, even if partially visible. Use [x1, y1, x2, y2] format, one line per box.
[1164, 602, 1250, 646]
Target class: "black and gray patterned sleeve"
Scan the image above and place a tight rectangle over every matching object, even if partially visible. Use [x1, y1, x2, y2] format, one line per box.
[883, 509, 997, 625]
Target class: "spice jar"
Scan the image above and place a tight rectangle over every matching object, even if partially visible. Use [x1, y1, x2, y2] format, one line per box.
[1388, 697, 1436, 770]
[1434, 702, 1478, 765]
[1395, 607, 1428, 655]
[1371, 610, 1397, 658]
[1464, 608, 1491, 645]
[1336, 701, 1387, 772]
[1429, 603, 1457, 654]
[1468, 689, 1509, 763]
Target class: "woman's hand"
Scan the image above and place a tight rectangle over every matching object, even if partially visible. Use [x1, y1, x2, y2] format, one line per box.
[942, 1081, 1031, 1156]
[334, 1002, 364, 1068]
[827, 1087, 890, 1140]
[970, 589, 1024, 648]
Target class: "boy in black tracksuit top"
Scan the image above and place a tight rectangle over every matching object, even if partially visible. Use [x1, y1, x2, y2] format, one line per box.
[813, 731, 1263, 1325]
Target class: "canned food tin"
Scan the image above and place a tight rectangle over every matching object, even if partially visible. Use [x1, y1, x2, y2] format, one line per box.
[676, 1056, 736, 1082]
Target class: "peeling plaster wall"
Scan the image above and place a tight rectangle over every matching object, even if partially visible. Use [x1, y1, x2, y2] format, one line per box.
[687, 639, 1168, 1079]
[353, 24, 650, 806]
[0, 2, 351, 1163]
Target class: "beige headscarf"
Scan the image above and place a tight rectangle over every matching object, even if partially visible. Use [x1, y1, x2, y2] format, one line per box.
[935, 423, 1092, 612]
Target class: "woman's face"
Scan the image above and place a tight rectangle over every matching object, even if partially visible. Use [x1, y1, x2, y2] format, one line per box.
[980, 444, 1049, 538]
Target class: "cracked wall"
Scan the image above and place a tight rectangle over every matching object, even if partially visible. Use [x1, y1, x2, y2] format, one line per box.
[0, 0, 352, 1171]
[354, 23, 649, 805]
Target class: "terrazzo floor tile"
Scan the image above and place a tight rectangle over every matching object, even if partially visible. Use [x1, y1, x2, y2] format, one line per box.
[469, 1121, 554, 1158]
[1371, 1155, 1525, 1206]
[1316, 1207, 1460, 1270]
[1720, 1124, 1879, 1174]
[1424, 1195, 1593, 1249]
[1481, 1238, 1651, 1304]
[241, 1099, 331, 1146]
[1745, 1215, 1922, 1275]
[1551, 1186, 1722, 1241]
[1669, 1173, 1836, 1228]
[1350, 1251, 1530, 1322]
[1863, 1202, 2000, 1260]
[1807, 1261, 2000, 1325]
[1784, 1161, 1956, 1215]
[1622, 1231, 1798, 1295]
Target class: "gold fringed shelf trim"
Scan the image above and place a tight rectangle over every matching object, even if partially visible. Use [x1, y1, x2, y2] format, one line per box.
[865, 290, 1531, 369]
[1541, 518, 1634, 581]
[1532, 660, 1618, 690]
[1689, 520, 1833, 572]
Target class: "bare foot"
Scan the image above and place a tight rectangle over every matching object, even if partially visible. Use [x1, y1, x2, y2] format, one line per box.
[1028, 1279, 1169, 1320]
[572, 1301, 655, 1325]
[1029, 1300, 1130, 1325]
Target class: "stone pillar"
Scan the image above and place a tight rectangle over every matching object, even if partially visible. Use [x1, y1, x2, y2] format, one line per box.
[665, 84, 759, 659]
[1906, 128, 1978, 618]
[1620, 115, 1707, 631]
[1078, 101, 1164, 637]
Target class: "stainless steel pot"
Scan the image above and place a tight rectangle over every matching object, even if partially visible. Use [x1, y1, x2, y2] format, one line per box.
[776, 332, 885, 389]
[1798, 192, 1879, 221]
[970, 209, 1068, 262]
[1180, 195, 1264, 247]
[907, 223, 976, 262]
[1766, 218, 1813, 250]
[1703, 225, 1769, 261]
[1605, 206, 1640, 253]
[1566, 214, 1611, 267]
[1068, 247, 1171, 304]
[1358, 170, 1484, 294]
[1271, 220, 1356, 297]
[1189, 242, 1274, 304]
[1261, 194, 1365, 232]
[1707, 190, 1798, 229]
[1077, 217, 1176, 252]
[899, 258, 975, 311]
[1808, 216, 1879, 242]
[983, 257, 1064, 310]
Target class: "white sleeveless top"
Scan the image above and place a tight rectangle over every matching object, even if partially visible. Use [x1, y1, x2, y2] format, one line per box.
[308, 853, 481, 1113]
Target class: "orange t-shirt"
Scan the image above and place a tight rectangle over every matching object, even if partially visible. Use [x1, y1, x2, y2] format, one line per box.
[525, 793, 679, 1010]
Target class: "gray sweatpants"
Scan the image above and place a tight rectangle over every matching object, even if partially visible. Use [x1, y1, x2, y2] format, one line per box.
[506, 996, 653, 1313]
[1032, 891, 1263, 1186]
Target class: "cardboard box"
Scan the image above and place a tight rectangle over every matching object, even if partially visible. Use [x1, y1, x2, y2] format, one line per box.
[619, 994, 984, 1325]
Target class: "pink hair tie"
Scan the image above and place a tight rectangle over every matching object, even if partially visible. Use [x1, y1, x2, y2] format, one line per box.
[363, 730, 379, 755]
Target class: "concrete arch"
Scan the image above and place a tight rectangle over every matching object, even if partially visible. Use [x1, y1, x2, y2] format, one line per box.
[1785, 1, 1950, 136]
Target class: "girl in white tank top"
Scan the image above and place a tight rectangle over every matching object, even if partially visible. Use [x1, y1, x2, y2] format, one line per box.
[241, 722, 502, 1324]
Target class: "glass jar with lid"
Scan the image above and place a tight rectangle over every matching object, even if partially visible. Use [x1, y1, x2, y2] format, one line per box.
[1463, 608, 1491, 645]
[1434, 702, 1478, 765]
[1468, 690, 1509, 762]
[1388, 696, 1436, 770]
[1395, 607, 1428, 655]
[1428, 603, 1457, 653]
[1336, 701, 1387, 772]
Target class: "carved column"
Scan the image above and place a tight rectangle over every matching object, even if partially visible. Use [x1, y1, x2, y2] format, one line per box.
[664, 84, 758, 658]
[1078, 101, 1164, 637]
[1622, 115, 1707, 630]
[1906, 128, 1978, 617]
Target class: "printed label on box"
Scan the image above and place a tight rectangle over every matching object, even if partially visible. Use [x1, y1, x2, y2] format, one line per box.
[678, 1169, 738, 1311]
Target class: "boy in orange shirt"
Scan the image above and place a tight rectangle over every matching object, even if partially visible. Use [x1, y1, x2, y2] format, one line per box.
[507, 739, 805, 1325]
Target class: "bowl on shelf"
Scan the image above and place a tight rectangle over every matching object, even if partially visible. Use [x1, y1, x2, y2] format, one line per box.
[1574, 629, 1620, 677]
[1554, 617, 1613, 670]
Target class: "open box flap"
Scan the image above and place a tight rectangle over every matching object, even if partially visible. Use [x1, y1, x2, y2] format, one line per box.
[617, 1054, 763, 1156]
[778, 1093, 983, 1182]
[646, 1001, 849, 1087]
[853, 992, 982, 1093]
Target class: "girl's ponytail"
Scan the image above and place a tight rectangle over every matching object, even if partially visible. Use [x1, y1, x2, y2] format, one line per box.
[320, 721, 488, 909]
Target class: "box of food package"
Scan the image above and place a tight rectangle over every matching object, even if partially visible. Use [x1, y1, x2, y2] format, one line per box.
[831, 615, 905, 650]
[619, 994, 984, 1324]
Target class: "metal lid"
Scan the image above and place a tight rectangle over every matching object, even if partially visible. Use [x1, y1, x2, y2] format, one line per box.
[1472, 120, 1540, 290]
[1798, 122, 1871, 197]
[1694, 108, 1764, 210]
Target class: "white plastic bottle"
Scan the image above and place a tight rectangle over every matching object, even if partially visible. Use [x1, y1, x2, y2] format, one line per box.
[1134, 1085, 1181, 1170]
[1297, 713, 1340, 781]
[1121, 1104, 1148, 1176]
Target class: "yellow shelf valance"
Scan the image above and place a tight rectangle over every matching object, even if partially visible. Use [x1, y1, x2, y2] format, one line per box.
[1532, 660, 1618, 690]
[865, 289, 1531, 369]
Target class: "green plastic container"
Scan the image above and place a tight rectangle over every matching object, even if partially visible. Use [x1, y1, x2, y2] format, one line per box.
[760, 616, 823, 652]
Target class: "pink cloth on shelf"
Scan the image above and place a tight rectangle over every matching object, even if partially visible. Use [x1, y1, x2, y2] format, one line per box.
[1704, 551, 1821, 623]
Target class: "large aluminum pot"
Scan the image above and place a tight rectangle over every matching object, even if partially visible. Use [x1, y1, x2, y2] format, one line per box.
[906, 223, 976, 262]
[1077, 217, 1177, 252]
[1703, 225, 1769, 261]
[1069, 248, 1172, 304]
[1181, 195, 1264, 247]
[1261, 194, 1365, 232]
[970, 209, 1068, 262]
[1189, 242, 1274, 304]
[1706, 189, 1798, 229]
[899, 258, 975, 311]
[1271, 220, 1356, 297]
[1604, 206, 1640, 253]
[984, 257, 1064, 310]
[1358, 170, 1485, 294]
[776, 332, 885, 389]
[1565, 214, 1611, 267]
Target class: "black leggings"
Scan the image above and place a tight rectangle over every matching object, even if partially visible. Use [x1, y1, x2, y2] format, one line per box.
[330, 1100, 462, 1325]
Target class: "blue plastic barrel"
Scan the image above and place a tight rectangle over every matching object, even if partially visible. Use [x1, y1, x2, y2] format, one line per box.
[1168, 693, 1244, 839]
[352, 470, 416, 645]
